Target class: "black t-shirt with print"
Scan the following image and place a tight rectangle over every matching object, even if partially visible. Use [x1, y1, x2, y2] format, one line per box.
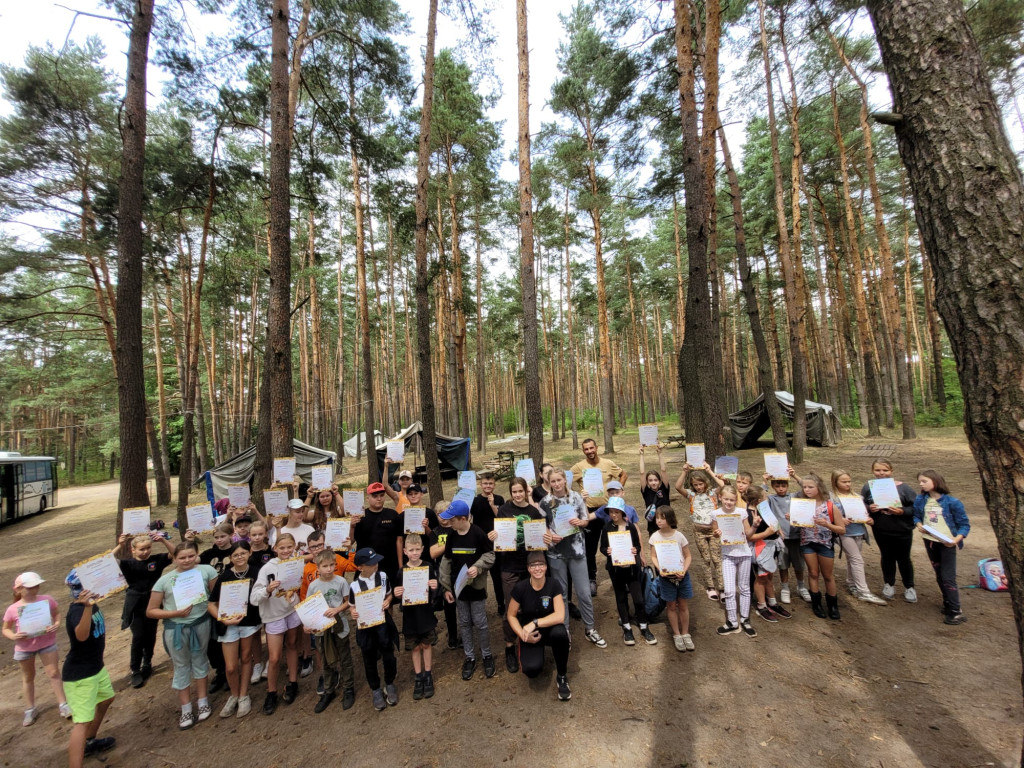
[200, 545, 233, 575]
[118, 553, 171, 594]
[510, 577, 562, 625]
[642, 483, 672, 532]
[62, 603, 106, 682]
[248, 547, 274, 572]
[354, 507, 403, 578]
[209, 568, 262, 630]
[443, 524, 492, 602]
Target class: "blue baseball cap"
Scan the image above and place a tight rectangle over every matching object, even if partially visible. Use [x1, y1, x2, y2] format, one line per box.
[439, 499, 470, 520]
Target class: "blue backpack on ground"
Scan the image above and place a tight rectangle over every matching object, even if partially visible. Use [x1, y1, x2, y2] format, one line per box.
[641, 565, 665, 620]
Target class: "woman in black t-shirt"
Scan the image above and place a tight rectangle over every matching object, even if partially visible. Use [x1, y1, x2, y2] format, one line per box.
[639, 445, 672, 535]
[506, 552, 571, 701]
[114, 532, 174, 688]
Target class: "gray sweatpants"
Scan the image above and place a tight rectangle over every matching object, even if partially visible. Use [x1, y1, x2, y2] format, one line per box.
[546, 553, 595, 630]
[456, 599, 491, 661]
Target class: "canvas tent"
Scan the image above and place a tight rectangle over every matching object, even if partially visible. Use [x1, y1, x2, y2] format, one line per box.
[342, 430, 384, 458]
[376, 421, 471, 484]
[729, 391, 842, 448]
[198, 439, 337, 503]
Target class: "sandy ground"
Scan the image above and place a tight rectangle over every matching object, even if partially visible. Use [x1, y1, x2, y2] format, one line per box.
[0, 426, 1020, 768]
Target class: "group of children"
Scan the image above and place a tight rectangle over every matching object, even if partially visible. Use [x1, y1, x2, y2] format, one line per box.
[3, 454, 973, 738]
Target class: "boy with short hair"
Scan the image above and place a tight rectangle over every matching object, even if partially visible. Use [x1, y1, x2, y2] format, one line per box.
[762, 470, 807, 604]
[438, 499, 496, 681]
[349, 548, 399, 711]
[393, 534, 438, 699]
[305, 551, 356, 713]
[471, 472, 506, 614]
[232, 515, 253, 543]
[300, 531, 357, 690]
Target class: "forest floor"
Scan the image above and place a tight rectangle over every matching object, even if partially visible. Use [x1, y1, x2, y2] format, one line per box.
[0, 425, 1019, 768]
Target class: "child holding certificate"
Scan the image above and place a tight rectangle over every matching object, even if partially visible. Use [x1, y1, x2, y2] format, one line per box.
[712, 486, 756, 638]
[208, 542, 261, 718]
[305, 550, 356, 712]
[648, 508, 694, 652]
[831, 471, 886, 606]
[862, 459, 919, 603]
[638, 444, 672, 535]
[673, 462, 726, 601]
[146, 541, 219, 730]
[349, 548, 399, 711]
[744, 487, 791, 623]
[428, 502, 460, 650]
[3, 571, 70, 726]
[599, 499, 655, 646]
[250, 533, 304, 715]
[913, 470, 970, 625]
[114, 531, 174, 689]
[394, 534, 438, 700]
[797, 474, 846, 620]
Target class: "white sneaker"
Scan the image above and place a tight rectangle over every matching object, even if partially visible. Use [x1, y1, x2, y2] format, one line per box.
[22, 708, 37, 727]
[236, 695, 252, 718]
[59, 702, 73, 719]
[196, 702, 212, 722]
[798, 586, 812, 602]
[250, 662, 263, 684]
[219, 696, 238, 718]
[904, 587, 918, 603]
[261, 663, 268, 680]
[779, 584, 791, 604]
[682, 634, 695, 651]
[673, 635, 686, 652]
[858, 592, 888, 605]
[882, 584, 895, 599]
[584, 628, 607, 648]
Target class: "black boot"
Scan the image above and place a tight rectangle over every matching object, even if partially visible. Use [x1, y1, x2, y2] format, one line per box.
[282, 680, 298, 704]
[811, 591, 827, 619]
[826, 593, 840, 620]
[413, 673, 425, 701]
[423, 671, 435, 699]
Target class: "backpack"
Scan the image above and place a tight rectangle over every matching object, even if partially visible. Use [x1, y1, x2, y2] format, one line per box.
[641, 565, 665, 621]
[978, 558, 1009, 592]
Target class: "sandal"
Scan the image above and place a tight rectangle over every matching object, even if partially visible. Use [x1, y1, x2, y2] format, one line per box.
[706, 589, 719, 601]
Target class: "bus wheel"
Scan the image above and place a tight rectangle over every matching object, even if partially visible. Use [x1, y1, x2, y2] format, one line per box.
[39, 496, 47, 513]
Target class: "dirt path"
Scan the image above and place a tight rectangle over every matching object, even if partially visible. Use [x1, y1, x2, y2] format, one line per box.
[0, 427, 1019, 767]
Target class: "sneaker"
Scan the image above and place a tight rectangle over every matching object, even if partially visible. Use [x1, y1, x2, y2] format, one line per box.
[682, 634, 695, 651]
[623, 627, 636, 646]
[236, 696, 252, 718]
[314, 691, 334, 713]
[262, 692, 278, 716]
[944, 612, 967, 625]
[673, 635, 687, 652]
[83, 737, 116, 756]
[716, 621, 740, 635]
[342, 687, 356, 710]
[846, 582, 860, 596]
[282, 680, 298, 704]
[556, 674, 572, 701]
[140, 663, 153, 680]
[584, 628, 607, 648]
[423, 673, 435, 699]
[904, 587, 918, 603]
[130, 671, 145, 689]
[372, 688, 387, 711]
[300, 657, 313, 678]
[568, 602, 582, 620]
[756, 606, 779, 623]
[639, 626, 657, 645]
[589, 579, 597, 597]
[413, 674, 425, 700]
[59, 702, 73, 719]
[768, 604, 792, 619]
[316, 675, 325, 696]
[505, 645, 519, 674]
[740, 619, 758, 637]
[22, 708, 37, 727]
[178, 710, 195, 730]
[261, 663, 268, 680]
[385, 683, 399, 706]
[196, 702, 212, 722]
[250, 662, 264, 684]
[219, 696, 238, 718]
[482, 654, 496, 678]
[882, 583, 895, 599]
[462, 658, 477, 680]
[798, 586, 812, 602]
[858, 592, 888, 605]
[779, 584, 791, 604]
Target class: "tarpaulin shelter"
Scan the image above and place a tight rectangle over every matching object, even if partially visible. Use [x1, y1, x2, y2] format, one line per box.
[375, 421, 471, 484]
[342, 430, 384, 458]
[198, 439, 337, 503]
[729, 391, 842, 448]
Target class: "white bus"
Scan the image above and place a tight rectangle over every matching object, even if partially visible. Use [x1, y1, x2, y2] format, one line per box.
[0, 452, 58, 525]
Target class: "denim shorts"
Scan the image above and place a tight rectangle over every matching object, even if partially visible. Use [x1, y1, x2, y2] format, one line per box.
[219, 624, 261, 643]
[13, 643, 58, 661]
[265, 612, 301, 635]
[800, 541, 835, 558]
[658, 572, 693, 601]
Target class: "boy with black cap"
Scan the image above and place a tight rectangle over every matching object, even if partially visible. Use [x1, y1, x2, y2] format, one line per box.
[438, 499, 496, 680]
[349, 547, 399, 711]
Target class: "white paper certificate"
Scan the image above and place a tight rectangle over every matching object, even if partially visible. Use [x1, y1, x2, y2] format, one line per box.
[324, 518, 351, 549]
[273, 557, 305, 596]
[17, 601, 51, 636]
[453, 564, 471, 599]
[311, 465, 333, 491]
[515, 459, 536, 484]
[401, 566, 430, 606]
[553, 504, 578, 538]
[583, 468, 604, 497]
[493, 518, 518, 551]
[838, 495, 870, 523]
[653, 541, 684, 575]
[638, 424, 659, 446]
[186, 503, 216, 534]
[789, 498, 817, 528]
[685, 443, 706, 468]
[716, 514, 746, 546]
[74, 551, 128, 600]
[123, 506, 150, 535]
[870, 478, 901, 510]
[228, 484, 251, 508]
[171, 568, 208, 608]
[922, 525, 954, 544]
[756, 503, 779, 530]
[454, 488, 475, 506]
[608, 530, 634, 566]
[386, 441, 405, 462]
[764, 453, 789, 480]
[355, 586, 385, 628]
[296, 591, 336, 633]
[217, 579, 251, 620]
[343, 490, 365, 516]
[457, 471, 477, 490]
[404, 507, 426, 534]
[524, 520, 547, 551]
[564, 470, 573, 489]
[273, 457, 296, 485]
[263, 488, 288, 516]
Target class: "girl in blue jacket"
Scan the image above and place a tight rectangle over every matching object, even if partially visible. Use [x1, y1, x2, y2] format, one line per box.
[913, 470, 970, 625]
